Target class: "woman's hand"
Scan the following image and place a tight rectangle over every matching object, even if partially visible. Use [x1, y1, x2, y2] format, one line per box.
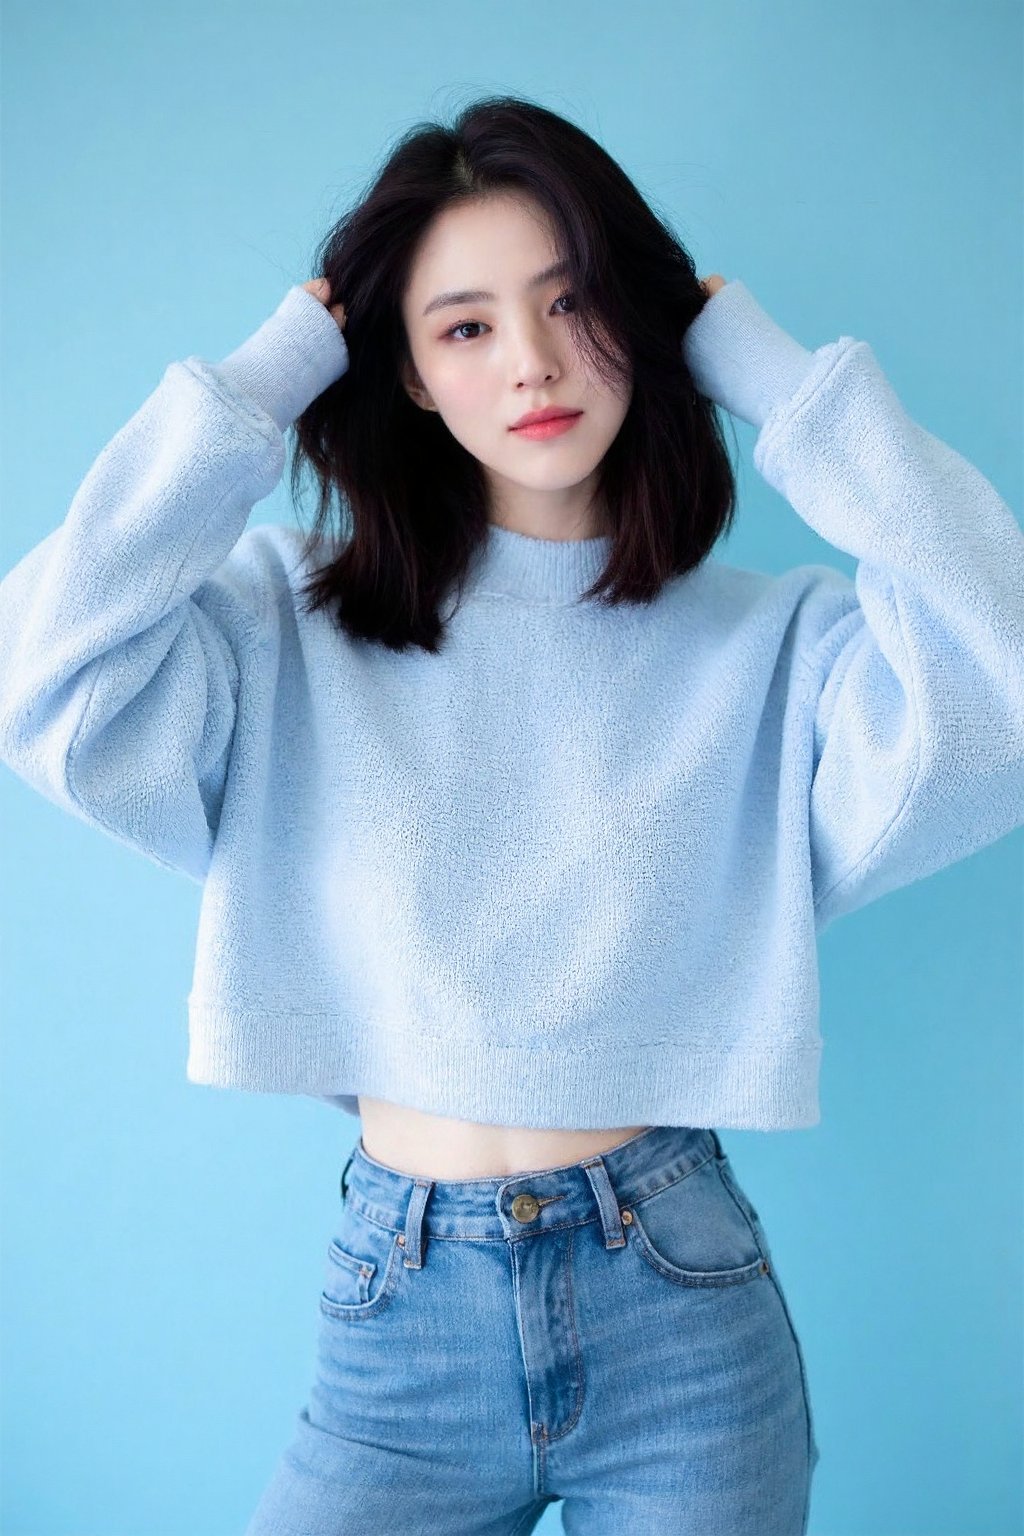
[302, 277, 347, 333]
[699, 274, 727, 298]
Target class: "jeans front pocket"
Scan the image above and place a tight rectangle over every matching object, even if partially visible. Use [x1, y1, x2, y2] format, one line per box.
[320, 1200, 404, 1321]
[716, 1155, 821, 1473]
[715, 1153, 774, 1261]
[625, 1150, 769, 1288]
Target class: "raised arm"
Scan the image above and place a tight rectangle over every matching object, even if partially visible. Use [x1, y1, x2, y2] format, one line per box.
[0, 283, 349, 882]
[684, 280, 1024, 929]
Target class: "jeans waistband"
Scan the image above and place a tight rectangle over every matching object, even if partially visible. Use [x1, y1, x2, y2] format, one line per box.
[337, 1124, 724, 1269]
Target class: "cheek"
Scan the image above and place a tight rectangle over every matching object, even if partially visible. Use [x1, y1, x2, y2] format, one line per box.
[409, 343, 472, 405]
[434, 370, 499, 433]
[449, 376, 489, 414]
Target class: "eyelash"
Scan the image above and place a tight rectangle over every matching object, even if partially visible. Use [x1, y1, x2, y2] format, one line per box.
[443, 291, 577, 343]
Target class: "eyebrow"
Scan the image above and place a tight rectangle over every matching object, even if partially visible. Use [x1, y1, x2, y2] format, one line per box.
[421, 259, 571, 317]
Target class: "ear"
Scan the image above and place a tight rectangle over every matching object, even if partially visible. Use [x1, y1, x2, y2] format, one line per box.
[400, 353, 437, 412]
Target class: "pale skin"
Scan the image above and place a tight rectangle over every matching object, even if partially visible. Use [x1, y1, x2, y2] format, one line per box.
[302, 203, 726, 1178]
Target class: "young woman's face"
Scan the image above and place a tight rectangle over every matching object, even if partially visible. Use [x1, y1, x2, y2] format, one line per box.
[400, 193, 633, 534]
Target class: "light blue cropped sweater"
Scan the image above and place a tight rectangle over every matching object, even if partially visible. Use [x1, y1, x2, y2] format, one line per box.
[0, 280, 1021, 1129]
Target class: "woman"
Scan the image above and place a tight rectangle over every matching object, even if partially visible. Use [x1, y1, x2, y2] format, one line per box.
[1, 93, 1021, 1534]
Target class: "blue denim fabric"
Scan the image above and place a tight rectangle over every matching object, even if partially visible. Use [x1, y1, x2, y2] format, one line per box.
[244, 1124, 820, 1534]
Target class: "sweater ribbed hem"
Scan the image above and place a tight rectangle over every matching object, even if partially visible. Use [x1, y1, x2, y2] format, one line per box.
[184, 999, 823, 1131]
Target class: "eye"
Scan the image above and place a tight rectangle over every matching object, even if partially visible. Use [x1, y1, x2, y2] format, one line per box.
[443, 291, 576, 343]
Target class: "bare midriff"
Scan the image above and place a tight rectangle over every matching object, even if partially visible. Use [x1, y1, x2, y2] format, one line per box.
[357, 1095, 652, 1180]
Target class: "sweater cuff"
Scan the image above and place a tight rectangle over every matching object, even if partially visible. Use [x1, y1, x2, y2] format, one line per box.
[682, 279, 818, 431]
[211, 284, 350, 434]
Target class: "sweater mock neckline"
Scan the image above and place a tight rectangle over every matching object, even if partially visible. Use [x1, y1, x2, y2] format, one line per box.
[464, 521, 615, 605]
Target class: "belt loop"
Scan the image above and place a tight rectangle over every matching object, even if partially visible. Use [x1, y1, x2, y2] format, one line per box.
[709, 1128, 725, 1160]
[339, 1146, 356, 1203]
[402, 1178, 433, 1269]
[580, 1155, 627, 1249]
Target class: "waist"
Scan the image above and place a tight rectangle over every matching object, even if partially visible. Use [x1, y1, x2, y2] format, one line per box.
[356, 1096, 653, 1179]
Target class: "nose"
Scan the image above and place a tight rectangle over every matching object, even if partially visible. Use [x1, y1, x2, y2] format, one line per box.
[509, 323, 563, 390]
[514, 353, 559, 389]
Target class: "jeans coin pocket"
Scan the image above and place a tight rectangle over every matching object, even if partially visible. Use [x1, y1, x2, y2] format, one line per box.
[626, 1152, 768, 1288]
[320, 1202, 403, 1319]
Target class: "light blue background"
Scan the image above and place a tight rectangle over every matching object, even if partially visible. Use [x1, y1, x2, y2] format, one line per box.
[2, 3, 1021, 1532]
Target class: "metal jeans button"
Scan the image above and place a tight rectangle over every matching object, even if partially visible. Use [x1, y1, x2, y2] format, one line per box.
[511, 1192, 541, 1222]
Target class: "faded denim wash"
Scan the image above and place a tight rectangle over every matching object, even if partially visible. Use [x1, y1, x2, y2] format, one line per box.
[244, 1124, 820, 1534]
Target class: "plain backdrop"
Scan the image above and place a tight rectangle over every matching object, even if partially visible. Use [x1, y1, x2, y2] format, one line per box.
[1, 2, 1021, 1532]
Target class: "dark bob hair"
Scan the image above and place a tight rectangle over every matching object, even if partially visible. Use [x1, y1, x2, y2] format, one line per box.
[289, 91, 737, 653]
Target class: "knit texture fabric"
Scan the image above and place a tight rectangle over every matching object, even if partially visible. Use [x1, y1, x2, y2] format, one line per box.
[1, 279, 1021, 1128]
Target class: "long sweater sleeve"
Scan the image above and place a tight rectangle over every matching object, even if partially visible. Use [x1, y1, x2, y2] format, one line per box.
[0, 285, 349, 883]
[684, 280, 1024, 929]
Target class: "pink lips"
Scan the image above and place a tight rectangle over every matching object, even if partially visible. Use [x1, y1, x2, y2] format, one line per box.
[511, 412, 583, 440]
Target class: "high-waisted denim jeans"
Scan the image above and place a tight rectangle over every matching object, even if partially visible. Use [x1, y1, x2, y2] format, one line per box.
[243, 1124, 820, 1534]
